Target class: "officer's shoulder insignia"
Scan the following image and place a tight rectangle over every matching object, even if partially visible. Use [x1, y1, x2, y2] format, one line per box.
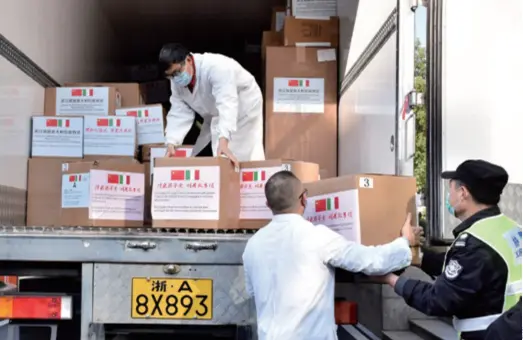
[444, 259, 463, 280]
[459, 233, 469, 240]
[453, 233, 469, 247]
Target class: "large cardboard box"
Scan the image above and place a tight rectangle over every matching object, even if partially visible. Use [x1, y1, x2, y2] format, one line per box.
[291, 0, 337, 17]
[152, 157, 240, 229]
[60, 160, 145, 227]
[31, 116, 84, 158]
[83, 116, 137, 157]
[303, 174, 421, 263]
[239, 160, 319, 228]
[271, 6, 287, 32]
[145, 145, 193, 181]
[44, 87, 121, 116]
[283, 17, 339, 47]
[26, 158, 81, 226]
[265, 46, 337, 178]
[115, 105, 165, 145]
[64, 82, 144, 107]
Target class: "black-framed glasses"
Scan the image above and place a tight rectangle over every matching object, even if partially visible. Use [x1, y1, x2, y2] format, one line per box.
[299, 189, 308, 200]
[165, 60, 187, 79]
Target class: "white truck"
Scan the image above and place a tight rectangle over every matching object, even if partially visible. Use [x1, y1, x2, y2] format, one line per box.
[0, 0, 521, 339]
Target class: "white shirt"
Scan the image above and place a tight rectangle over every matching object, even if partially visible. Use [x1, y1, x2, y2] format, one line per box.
[242, 214, 412, 340]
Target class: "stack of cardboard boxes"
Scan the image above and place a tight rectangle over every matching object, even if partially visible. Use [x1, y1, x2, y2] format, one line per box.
[26, 84, 192, 227]
[262, 0, 339, 179]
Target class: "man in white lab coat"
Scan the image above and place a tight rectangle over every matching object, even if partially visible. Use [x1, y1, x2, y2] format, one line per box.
[159, 43, 265, 166]
[242, 171, 422, 340]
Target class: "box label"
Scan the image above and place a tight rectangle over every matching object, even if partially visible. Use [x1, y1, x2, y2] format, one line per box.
[152, 166, 220, 220]
[55, 87, 111, 116]
[62, 173, 90, 208]
[240, 166, 286, 219]
[292, 0, 337, 17]
[84, 116, 136, 156]
[149, 147, 192, 183]
[32, 117, 83, 157]
[303, 189, 361, 243]
[89, 170, 145, 221]
[115, 106, 164, 145]
[273, 78, 325, 113]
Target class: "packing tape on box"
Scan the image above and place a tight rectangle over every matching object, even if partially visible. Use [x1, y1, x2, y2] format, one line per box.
[295, 47, 307, 63]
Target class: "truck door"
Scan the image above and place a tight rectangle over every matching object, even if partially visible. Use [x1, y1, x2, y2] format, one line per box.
[426, 0, 523, 243]
[338, 0, 416, 177]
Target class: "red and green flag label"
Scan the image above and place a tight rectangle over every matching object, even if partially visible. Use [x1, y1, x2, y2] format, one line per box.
[126, 109, 149, 117]
[315, 197, 339, 212]
[171, 169, 200, 181]
[107, 173, 131, 185]
[242, 170, 266, 182]
[46, 119, 70, 128]
[69, 174, 82, 182]
[71, 88, 94, 97]
[288, 79, 310, 87]
[97, 118, 121, 127]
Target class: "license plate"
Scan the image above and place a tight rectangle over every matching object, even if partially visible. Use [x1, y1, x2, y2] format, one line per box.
[131, 278, 213, 320]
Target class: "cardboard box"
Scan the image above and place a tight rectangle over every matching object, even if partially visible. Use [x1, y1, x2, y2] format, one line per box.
[83, 116, 137, 157]
[26, 158, 81, 227]
[115, 105, 165, 145]
[145, 145, 193, 182]
[64, 82, 144, 107]
[262, 31, 283, 62]
[44, 87, 121, 116]
[303, 174, 421, 263]
[264, 46, 337, 178]
[60, 160, 145, 227]
[31, 116, 84, 158]
[151, 157, 240, 229]
[272, 6, 287, 32]
[291, 0, 337, 17]
[239, 160, 319, 228]
[283, 17, 339, 47]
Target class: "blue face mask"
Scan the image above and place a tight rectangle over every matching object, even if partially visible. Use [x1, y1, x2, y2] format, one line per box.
[173, 71, 192, 87]
[445, 192, 455, 216]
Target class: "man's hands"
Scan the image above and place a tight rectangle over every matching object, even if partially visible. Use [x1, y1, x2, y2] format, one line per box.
[371, 273, 399, 287]
[165, 143, 177, 157]
[217, 137, 239, 168]
[401, 213, 424, 246]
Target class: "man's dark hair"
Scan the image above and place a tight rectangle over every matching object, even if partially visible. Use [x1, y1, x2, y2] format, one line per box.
[159, 43, 190, 70]
[265, 171, 302, 214]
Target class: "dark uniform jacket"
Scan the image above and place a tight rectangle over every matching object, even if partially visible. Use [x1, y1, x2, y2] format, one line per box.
[394, 206, 509, 340]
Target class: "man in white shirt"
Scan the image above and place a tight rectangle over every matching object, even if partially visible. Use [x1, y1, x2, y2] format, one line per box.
[242, 171, 422, 340]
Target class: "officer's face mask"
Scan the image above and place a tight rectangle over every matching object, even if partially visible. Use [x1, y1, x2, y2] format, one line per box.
[445, 192, 456, 216]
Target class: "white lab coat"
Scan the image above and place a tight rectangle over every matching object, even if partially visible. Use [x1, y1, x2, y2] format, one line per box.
[242, 214, 412, 340]
[165, 53, 265, 161]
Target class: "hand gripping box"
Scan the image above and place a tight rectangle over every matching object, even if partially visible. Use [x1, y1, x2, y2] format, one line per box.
[303, 174, 421, 264]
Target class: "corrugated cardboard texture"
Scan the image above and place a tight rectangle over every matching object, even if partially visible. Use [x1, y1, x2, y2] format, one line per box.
[64, 82, 143, 107]
[304, 174, 421, 263]
[27, 158, 82, 226]
[44, 87, 120, 116]
[152, 157, 240, 229]
[60, 160, 145, 227]
[262, 31, 284, 62]
[265, 46, 337, 178]
[283, 17, 339, 47]
[239, 159, 319, 229]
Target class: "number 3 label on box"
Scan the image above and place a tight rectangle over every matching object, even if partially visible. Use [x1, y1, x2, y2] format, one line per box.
[359, 177, 373, 188]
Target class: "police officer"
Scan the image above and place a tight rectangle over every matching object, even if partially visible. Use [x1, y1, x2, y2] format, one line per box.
[377, 159, 522, 340]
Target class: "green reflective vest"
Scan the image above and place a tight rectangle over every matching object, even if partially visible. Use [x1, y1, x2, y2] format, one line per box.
[442, 214, 522, 337]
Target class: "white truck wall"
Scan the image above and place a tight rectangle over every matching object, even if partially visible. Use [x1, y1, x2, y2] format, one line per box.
[440, 0, 523, 236]
[0, 0, 116, 226]
[1, 0, 117, 83]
